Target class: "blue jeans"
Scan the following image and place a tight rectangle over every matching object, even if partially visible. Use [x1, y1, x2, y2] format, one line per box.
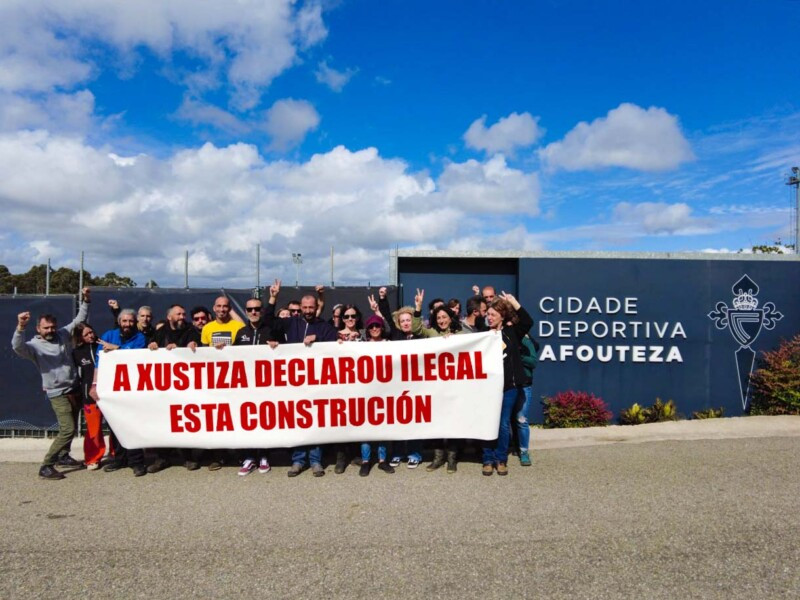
[361, 443, 387, 463]
[482, 386, 520, 465]
[516, 386, 532, 452]
[291, 446, 322, 467]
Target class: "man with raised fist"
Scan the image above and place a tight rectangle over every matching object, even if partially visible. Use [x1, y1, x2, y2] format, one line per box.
[12, 288, 91, 480]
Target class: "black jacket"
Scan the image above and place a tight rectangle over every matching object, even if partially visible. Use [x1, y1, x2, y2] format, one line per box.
[183, 327, 202, 346]
[234, 321, 272, 345]
[262, 301, 338, 343]
[72, 343, 98, 404]
[152, 324, 192, 348]
[498, 306, 534, 391]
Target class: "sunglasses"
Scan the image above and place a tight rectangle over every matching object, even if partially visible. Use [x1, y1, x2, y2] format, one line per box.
[289, 309, 301, 314]
[367, 324, 382, 329]
[343, 313, 357, 319]
[246, 306, 262, 312]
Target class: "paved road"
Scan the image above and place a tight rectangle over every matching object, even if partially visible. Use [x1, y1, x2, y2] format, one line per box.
[2, 437, 799, 599]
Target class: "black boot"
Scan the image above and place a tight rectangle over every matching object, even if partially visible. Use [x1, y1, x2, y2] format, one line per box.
[426, 449, 445, 472]
[334, 451, 347, 475]
[446, 450, 457, 474]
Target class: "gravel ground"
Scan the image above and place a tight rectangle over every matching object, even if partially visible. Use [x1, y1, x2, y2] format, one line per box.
[1, 437, 799, 599]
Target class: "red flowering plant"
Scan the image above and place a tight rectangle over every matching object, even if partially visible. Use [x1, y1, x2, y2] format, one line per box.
[542, 390, 612, 428]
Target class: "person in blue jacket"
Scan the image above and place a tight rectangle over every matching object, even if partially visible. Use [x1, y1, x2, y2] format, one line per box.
[96, 308, 148, 477]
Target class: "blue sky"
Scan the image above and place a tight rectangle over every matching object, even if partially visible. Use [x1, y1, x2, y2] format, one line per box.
[0, 0, 798, 287]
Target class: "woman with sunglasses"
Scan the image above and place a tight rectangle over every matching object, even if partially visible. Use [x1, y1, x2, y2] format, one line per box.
[337, 304, 364, 341]
[72, 323, 106, 470]
[329, 303, 366, 472]
[357, 314, 395, 476]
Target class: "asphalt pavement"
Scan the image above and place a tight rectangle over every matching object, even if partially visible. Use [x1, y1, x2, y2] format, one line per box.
[1, 416, 799, 599]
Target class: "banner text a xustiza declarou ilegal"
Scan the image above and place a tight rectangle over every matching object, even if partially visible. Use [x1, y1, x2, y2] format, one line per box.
[96, 332, 505, 449]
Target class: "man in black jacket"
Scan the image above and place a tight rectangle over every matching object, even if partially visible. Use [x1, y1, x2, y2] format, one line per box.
[268, 282, 337, 477]
[148, 304, 191, 349]
[146, 304, 193, 473]
[233, 298, 272, 345]
[230, 297, 273, 476]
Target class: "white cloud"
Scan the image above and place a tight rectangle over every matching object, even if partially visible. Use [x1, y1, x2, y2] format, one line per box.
[0, 132, 549, 286]
[463, 112, 544, 155]
[540, 103, 694, 172]
[0, 90, 95, 134]
[438, 155, 540, 215]
[29, 240, 62, 263]
[700, 247, 740, 254]
[262, 99, 321, 151]
[173, 97, 250, 135]
[612, 202, 706, 234]
[0, 0, 327, 109]
[314, 60, 358, 92]
[441, 226, 546, 253]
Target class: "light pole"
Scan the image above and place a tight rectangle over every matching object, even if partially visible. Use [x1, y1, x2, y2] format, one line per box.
[786, 167, 799, 254]
[292, 252, 303, 287]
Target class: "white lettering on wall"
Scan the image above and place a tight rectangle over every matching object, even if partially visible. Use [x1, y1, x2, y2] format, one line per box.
[535, 295, 686, 364]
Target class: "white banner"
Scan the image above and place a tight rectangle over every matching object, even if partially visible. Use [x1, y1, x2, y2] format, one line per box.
[96, 332, 504, 449]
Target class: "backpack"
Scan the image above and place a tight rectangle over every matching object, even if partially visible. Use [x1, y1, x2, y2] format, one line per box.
[520, 334, 539, 377]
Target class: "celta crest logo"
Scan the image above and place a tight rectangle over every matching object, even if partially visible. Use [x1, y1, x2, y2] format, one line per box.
[708, 275, 783, 409]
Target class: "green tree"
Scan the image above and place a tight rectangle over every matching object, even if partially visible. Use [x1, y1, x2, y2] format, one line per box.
[91, 272, 137, 287]
[13, 264, 49, 294]
[50, 267, 83, 294]
[740, 239, 795, 254]
[0, 265, 12, 294]
[0, 264, 139, 293]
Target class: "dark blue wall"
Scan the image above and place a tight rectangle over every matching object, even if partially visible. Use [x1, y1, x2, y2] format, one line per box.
[398, 257, 518, 316]
[398, 256, 800, 422]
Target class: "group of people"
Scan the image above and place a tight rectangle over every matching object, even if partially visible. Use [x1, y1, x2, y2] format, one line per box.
[12, 281, 538, 480]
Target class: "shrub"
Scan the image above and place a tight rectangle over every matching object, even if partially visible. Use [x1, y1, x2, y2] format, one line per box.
[749, 335, 800, 415]
[542, 390, 612, 428]
[692, 407, 724, 419]
[618, 398, 681, 425]
[618, 402, 647, 425]
[645, 398, 679, 422]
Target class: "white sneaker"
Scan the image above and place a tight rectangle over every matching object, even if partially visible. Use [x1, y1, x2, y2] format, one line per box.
[389, 456, 402, 468]
[86, 462, 101, 471]
[258, 457, 271, 474]
[407, 457, 421, 469]
[238, 458, 256, 476]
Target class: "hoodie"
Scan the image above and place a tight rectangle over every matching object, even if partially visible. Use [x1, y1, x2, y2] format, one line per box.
[12, 301, 89, 398]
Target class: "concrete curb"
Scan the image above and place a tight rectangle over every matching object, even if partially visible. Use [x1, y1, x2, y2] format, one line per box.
[531, 414, 800, 449]
[3, 415, 800, 463]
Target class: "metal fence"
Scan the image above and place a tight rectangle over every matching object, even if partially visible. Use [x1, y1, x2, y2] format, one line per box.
[1, 285, 396, 434]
